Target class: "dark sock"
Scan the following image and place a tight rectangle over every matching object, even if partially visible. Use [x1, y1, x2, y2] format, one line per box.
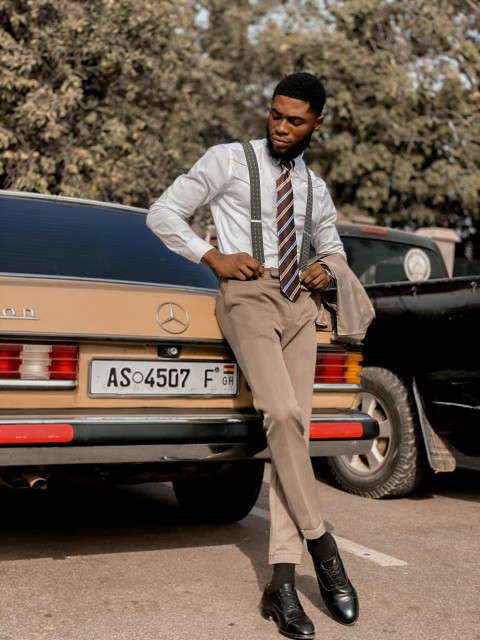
[271, 563, 295, 590]
[307, 531, 337, 562]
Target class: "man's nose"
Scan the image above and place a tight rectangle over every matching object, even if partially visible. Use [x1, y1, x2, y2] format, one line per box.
[275, 119, 289, 134]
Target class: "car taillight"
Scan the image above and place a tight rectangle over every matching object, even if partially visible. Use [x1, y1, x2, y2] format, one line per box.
[358, 225, 389, 235]
[0, 344, 22, 378]
[314, 349, 362, 385]
[0, 343, 79, 381]
[49, 345, 79, 379]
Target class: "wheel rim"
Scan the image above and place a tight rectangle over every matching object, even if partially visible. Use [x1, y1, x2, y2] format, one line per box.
[339, 390, 393, 475]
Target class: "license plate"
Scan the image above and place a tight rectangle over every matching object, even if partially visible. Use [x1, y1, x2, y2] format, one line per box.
[89, 360, 238, 397]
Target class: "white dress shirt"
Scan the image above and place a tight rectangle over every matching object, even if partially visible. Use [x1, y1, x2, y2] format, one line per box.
[147, 138, 346, 268]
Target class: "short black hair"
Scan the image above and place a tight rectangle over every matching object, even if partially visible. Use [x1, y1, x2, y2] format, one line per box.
[272, 72, 326, 115]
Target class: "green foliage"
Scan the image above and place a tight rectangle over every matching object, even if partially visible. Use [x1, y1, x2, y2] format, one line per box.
[0, 0, 247, 206]
[254, 0, 480, 230]
[0, 0, 478, 234]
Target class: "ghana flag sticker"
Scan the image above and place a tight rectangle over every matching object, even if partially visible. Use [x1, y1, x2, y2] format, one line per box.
[223, 364, 235, 374]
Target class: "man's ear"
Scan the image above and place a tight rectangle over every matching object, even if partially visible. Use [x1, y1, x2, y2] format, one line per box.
[314, 114, 324, 131]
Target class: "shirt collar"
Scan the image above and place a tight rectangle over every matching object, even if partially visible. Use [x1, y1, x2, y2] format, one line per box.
[278, 154, 306, 178]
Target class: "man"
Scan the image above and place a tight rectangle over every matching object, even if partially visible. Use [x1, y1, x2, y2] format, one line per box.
[147, 72, 359, 639]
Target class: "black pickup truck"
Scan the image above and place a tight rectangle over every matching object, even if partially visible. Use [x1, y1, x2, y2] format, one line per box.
[327, 222, 480, 498]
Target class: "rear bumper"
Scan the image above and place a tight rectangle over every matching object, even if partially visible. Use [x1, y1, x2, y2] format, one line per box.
[0, 409, 378, 466]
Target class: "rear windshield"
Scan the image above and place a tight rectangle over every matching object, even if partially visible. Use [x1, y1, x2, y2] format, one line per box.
[341, 235, 447, 284]
[0, 196, 218, 290]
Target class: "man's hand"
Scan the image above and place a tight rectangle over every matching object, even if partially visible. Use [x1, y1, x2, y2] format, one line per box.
[202, 248, 264, 280]
[299, 261, 332, 291]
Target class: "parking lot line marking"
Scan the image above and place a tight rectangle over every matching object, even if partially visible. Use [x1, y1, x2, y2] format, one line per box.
[250, 507, 408, 567]
[334, 536, 407, 567]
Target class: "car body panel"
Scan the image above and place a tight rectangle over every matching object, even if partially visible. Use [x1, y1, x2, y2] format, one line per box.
[0, 274, 353, 412]
[1, 274, 222, 342]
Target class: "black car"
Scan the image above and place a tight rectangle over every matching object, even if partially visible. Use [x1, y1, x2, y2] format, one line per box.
[327, 222, 480, 498]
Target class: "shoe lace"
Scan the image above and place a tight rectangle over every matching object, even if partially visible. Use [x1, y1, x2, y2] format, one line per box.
[322, 561, 345, 589]
[278, 587, 301, 610]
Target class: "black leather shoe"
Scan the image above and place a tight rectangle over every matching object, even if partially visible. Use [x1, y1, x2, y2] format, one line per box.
[313, 547, 359, 626]
[260, 582, 315, 639]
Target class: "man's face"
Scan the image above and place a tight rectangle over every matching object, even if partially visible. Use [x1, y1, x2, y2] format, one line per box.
[267, 94, 324, 161]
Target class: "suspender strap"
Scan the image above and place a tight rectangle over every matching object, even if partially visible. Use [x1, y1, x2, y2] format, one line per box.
[299, 168, 313, 271]
[240, 141, 264, 265]
[241, 141, 313, 270]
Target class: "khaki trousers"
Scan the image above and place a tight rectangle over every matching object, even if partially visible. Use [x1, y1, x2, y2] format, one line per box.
[215, 271, 326, 565]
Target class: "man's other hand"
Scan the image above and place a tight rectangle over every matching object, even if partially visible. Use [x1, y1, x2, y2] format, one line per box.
[299, 262, 332, 291]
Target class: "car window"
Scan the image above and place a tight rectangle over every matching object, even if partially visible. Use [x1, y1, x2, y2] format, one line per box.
[0, 196, 218, 289]
[341, 236, 446, 284]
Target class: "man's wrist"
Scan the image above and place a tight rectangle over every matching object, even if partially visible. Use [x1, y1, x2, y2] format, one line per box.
[320, 263, 336, 289]
[201, 247, 220, 266]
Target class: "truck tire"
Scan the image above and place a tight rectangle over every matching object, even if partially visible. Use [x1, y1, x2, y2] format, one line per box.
[172, 461, 265, 524]
[327, 367, 423, 498]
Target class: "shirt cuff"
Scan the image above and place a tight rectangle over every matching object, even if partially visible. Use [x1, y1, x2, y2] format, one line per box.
[185, 236, 215, 264]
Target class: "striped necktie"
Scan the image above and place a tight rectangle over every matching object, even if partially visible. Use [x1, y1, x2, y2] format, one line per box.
[276, 161, 300, 301]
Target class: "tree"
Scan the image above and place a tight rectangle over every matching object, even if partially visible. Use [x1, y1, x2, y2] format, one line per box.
[253, 0, 480, 232]
[1, 0, 478, 242]
[0, 0, 239, 206]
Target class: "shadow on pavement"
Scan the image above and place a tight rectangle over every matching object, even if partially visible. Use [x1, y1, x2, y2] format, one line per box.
[0, 479, 270, 571]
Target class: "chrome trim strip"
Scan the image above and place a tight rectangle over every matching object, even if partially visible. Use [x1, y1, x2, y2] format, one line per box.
[0, 380, 77, 389]
[0, 316, 39, 321]
[0, 441, 374, 466]
[313, 383, 360, 392]
[0, 189, 148, 214]
[0, 416, 259, 426]
[0, 410, 371, 426]
[0, 331, 226, 344]
[0, 271, 217, 293]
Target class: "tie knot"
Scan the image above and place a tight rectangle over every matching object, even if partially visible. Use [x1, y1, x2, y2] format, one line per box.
[280, 160, 292, 173]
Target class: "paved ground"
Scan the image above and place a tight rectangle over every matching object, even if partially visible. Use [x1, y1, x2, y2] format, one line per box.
[0, 462, 478, 640]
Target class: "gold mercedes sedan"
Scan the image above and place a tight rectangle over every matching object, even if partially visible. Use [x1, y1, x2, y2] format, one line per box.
[0, 191, 377, 522]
